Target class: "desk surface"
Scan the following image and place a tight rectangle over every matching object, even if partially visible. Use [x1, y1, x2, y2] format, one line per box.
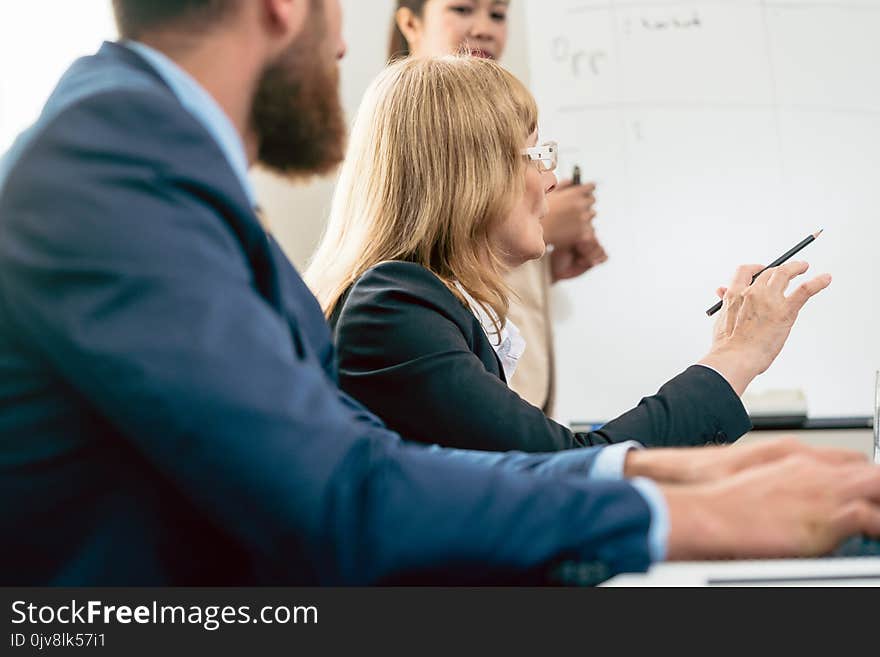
[603, 557, 880, 587]
[569, 426, 876, 459]
[740, 428, 874, 459]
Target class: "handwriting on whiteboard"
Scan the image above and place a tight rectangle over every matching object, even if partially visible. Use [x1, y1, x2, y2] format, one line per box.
[626, 11, 703, 34]
[552, 37, 607, 77]
[553, 11, 704, 78]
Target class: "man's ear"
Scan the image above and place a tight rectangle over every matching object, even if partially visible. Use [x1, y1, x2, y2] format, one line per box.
[395, 7, 423, 51]
[262, 0, 309, 45]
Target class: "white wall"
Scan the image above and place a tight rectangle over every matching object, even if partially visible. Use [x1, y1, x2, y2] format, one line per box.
[0, 1, 117, 152]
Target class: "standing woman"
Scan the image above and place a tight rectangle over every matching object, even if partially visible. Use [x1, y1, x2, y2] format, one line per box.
[388, 0, 605, 415]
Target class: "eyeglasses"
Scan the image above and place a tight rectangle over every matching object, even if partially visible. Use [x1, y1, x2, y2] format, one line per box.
[520, 141, 558, 172]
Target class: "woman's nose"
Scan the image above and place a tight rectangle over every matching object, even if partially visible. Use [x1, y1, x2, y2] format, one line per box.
[469, 14, 496, 41]
[545, 170, 558, 194]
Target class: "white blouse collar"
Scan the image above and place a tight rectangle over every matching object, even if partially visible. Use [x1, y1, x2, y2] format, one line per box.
[454, 284, 526, 382]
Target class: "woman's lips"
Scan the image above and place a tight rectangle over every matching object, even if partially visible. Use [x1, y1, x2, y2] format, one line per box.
[469, 48, 495, 59]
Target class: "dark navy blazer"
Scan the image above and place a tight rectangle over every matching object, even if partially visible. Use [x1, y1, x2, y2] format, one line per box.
[0, 42, 652, 585]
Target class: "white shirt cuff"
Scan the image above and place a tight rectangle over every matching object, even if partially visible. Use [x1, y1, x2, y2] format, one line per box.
[587, 440, 643, 480]
[629, 477, 669, 563]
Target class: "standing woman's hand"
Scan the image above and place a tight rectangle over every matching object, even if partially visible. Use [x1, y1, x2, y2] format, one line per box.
[549, 227, 609, 282]
[544, 179, 608, 282]
[542, 179, 597, 249]
[699, 261, 832, 395]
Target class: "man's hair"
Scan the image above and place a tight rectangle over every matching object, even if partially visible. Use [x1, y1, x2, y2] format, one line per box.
[112, 0, 238, 39]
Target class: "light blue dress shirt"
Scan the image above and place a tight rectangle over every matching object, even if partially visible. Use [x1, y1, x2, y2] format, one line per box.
[125, 41, 257, 208]
[124, 41, 670, 564]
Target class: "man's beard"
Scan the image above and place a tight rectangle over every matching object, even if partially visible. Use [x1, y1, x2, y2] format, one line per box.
[251, 13, 346, 178]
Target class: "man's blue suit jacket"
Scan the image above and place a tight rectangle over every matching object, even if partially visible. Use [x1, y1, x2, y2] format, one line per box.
[0, 42, 652, 585]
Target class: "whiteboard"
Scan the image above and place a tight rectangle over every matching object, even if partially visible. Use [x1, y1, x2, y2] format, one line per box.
[524, 0, 880, 423]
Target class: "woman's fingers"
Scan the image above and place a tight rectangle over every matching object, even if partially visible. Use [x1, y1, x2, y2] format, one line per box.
[764, 260, 809, 291]
[786, 274, 833, 312]
[728, 264, 765, 293]
[577, 182, 596, 195]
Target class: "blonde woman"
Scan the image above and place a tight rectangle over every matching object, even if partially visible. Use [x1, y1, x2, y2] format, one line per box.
[387, 0, 606, 415]
[306, 56, 829, 452]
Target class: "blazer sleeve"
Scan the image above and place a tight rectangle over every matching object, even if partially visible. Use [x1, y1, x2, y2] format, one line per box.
[594, 365, 752, 447]
[0, 89, 654, 584]
[336, 263, 750, 451]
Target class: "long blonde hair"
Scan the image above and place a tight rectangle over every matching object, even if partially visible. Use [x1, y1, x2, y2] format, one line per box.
[306, 55, 538, 328]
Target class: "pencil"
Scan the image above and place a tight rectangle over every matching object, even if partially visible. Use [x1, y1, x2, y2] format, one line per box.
[706, 229, 824, 317]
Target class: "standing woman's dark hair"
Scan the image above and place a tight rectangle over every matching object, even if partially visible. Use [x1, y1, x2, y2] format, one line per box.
[388, 0, 428, 59]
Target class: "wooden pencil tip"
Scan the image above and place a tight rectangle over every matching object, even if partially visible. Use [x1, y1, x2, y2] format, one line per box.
[813, 228, 824, 238]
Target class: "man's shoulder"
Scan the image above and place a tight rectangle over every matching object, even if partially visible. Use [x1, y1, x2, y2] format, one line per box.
[0, 44, 256, 284]
[5, 45, 164, 154]
[49, 41, 169, 110]
[1, 42, 229, 200]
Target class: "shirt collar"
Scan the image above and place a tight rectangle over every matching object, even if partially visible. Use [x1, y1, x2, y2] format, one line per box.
[124, 40, 257, 208]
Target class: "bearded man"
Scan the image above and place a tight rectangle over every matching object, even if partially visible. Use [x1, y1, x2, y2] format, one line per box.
[1, 0, 879, 585]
